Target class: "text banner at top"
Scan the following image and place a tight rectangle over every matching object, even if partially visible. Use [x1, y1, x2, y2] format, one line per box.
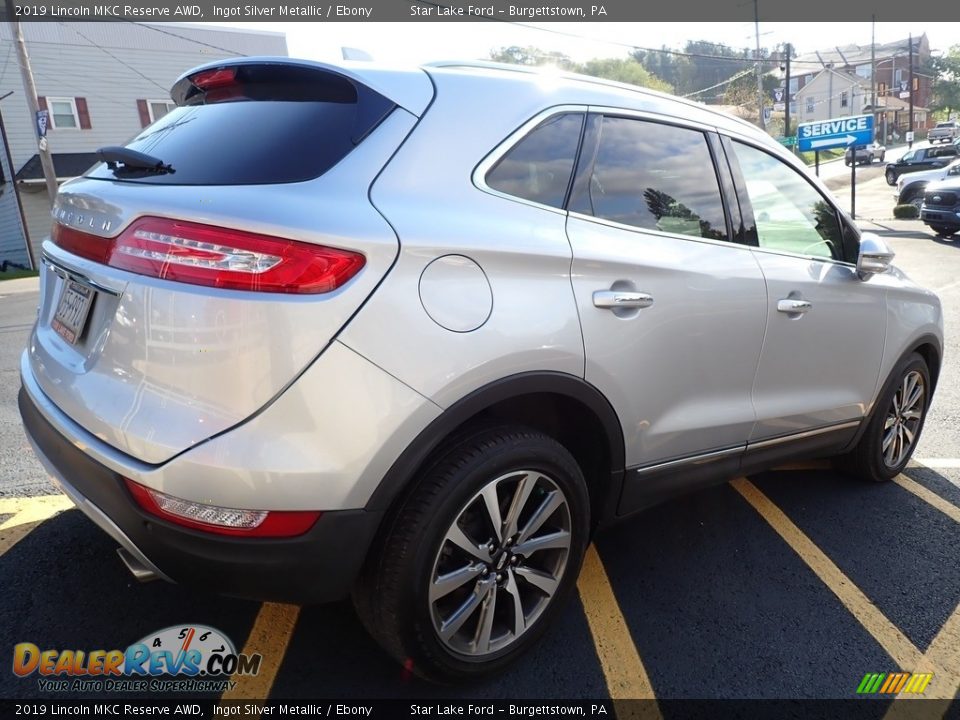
[2, 0, 959, 22]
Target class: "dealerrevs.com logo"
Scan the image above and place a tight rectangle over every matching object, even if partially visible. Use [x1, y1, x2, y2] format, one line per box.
[13, 625, 261, 693]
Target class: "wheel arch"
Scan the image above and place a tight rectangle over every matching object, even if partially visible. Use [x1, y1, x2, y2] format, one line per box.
[364, 372, 626, 530]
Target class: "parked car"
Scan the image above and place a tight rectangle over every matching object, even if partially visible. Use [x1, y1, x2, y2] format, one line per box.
[920, 178, 960, 236]
[19, 58, 943, 682]
[895, 158, 960, 208]
[886, 145, 959, 184]
[845, 141, 886, 165]
[928, 121, 960, 144]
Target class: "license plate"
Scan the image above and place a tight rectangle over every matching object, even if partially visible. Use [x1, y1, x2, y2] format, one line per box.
[52, 280, 95, 345]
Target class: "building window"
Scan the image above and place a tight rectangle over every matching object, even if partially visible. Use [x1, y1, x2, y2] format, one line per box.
[856, 64, 872, 79]
[47, 97, 79, 129]
[895, 68, 904, 86]
[147, 100, 177, 122]
[841, 91, 849, 108]
[789, 77, 798, 94]
[804, 74, 813, 85]
[806, 96, 815, 114]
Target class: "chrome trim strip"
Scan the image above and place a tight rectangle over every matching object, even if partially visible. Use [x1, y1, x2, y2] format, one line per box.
[747, 421, 862, 451]
[42, 253, 123, 297]
[567, 210, 752, 251]
[630, 445, 745, 477]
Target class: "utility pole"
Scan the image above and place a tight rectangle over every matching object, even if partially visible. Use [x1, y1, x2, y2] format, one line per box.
[871, 16, 877, 141]
[784, 43, 792, 139]
[908, 33, 915, 149]
[754, 0, 764, 130]
[7, 9, 58, 202]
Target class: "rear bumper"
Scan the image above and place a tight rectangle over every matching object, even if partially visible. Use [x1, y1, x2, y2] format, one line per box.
[18, 383, 382, 604]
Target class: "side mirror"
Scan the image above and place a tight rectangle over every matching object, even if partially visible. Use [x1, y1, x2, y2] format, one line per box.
[857, 233, 894, 280]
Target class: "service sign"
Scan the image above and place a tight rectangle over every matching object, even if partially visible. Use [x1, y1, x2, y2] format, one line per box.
[797, 114, 874, 152]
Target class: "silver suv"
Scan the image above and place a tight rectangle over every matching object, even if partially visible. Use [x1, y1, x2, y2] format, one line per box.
[19, 58, 943, 682]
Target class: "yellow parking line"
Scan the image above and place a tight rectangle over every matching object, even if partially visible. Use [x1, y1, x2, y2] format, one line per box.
[577, 544, 661, 717]
[221, 602, 300, 707]
[730, 478, 926, 671]
[893, 475, 960, 525]
[0, 495, 74, 556]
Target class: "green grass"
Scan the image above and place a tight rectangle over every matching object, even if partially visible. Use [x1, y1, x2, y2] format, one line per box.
[0, 267, 39, 281]
[798, 148, 845, 166]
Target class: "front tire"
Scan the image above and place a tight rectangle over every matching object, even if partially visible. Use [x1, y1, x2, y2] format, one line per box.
[886, 169, 897, 185]
[353, 426, 589, 682]
[841, 353, 930, 483]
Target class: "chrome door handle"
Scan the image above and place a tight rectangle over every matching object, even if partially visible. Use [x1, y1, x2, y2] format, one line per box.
[777, 299, 812, 314]
[593, 290, 654, 309]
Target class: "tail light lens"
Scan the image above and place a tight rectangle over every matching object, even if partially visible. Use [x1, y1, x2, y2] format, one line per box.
[52, 217, 364, 294]
[124, 479, 321, 538]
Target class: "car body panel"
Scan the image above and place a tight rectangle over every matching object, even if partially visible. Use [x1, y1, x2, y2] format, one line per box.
[27, 108, 418, 464]
[747, 252, 886, 438]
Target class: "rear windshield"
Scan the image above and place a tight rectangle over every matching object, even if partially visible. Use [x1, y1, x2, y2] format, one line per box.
[85, 64, 394, 186]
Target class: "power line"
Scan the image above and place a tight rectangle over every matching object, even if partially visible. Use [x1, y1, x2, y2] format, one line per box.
[683, 68, 755, 98]
[126, 21, 249, 58]
[57, 23, 169, 94]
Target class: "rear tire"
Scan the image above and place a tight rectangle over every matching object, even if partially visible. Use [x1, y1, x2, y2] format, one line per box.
[353, 425, 589, 682]
[840, 353, 930, 483]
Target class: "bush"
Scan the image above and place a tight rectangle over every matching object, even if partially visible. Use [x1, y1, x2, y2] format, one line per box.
[893, 204, 920, 219]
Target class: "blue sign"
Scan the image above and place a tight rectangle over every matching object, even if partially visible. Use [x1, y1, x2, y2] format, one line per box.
[797, 114, 874, 152]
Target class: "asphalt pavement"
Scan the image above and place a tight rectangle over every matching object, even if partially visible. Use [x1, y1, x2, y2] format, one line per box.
[0, 200, 958, 707]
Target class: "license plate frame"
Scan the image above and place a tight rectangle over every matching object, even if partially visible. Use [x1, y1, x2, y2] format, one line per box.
[52, 279, 96, 345]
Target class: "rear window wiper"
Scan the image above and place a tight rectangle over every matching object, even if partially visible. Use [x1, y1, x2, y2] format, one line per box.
[97, 146, 175, 175]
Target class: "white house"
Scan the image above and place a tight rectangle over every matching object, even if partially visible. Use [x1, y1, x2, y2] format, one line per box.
[793, 67, 871, 124]
[0, 22, 287, 268]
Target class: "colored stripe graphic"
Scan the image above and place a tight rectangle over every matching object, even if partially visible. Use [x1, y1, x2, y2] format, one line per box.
[857, 672, 934, 695]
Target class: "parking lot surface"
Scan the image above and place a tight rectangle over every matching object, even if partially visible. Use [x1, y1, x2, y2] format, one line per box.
[1, 220, 958, 708]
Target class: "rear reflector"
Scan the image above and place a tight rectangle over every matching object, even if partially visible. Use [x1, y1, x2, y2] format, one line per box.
[52, 217, 365, 294]
[124, 479, 321, 538]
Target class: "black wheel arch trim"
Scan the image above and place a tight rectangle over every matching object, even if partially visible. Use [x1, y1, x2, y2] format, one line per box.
[364, 371, 626, 519]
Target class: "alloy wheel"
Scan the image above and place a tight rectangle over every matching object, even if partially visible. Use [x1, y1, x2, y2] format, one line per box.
[882, 370, 925, 468]
[428, 470, 571, 657]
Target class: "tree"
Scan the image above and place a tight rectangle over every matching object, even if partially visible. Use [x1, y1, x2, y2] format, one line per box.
[488, 47, 674, 94]
[489, 46, 577, 71]
[578, 57, 673, 93]
[929, 46, 960, 117]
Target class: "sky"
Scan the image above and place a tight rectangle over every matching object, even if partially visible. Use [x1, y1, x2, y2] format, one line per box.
[202, 21, 960, 66]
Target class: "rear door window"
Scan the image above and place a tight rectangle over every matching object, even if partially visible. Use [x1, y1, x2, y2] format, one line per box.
[568, 116, 729, 242]
[85, 64, 395, 186]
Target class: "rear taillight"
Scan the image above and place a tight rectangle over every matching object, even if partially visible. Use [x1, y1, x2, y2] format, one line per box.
[124, 479, 321, 538]
[52, 217, 365, 294]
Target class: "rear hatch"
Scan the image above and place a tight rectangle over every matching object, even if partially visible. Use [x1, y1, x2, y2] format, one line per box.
[28, 59, 432, 464]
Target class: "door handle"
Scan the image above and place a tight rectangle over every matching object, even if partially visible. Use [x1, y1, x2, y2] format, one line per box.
[777, 298, 812, 314]
[593, 290, 654, 309]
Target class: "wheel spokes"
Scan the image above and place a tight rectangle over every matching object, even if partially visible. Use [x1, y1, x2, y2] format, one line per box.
[502, 473, 537, 540]
[472, 584, 498, 654]
[444, 523, 493, 564]
[430, 563, 485, 602]
[480, 483, 505, 544]
[514, 565, 560, 596]
[513, 529, 571, 558]
[516, 490, 564, 545]
[439, 577, 493, 641]
[503, 569, 526, 638]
